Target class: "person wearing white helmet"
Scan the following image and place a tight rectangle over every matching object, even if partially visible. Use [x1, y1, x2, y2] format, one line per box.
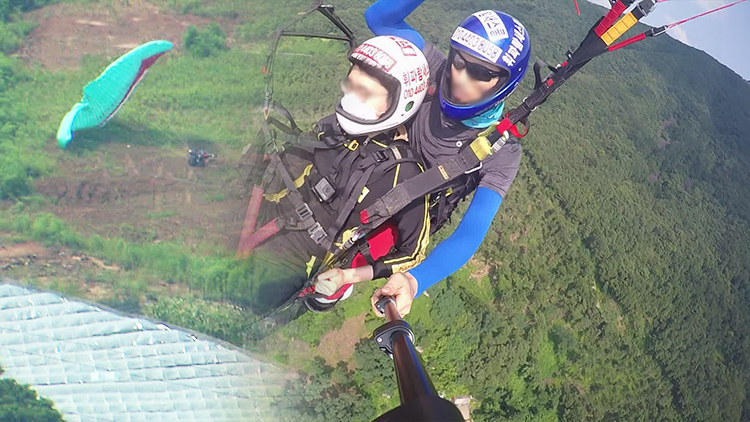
[242, 36, 433, 318]
[335, 36, 430, 136]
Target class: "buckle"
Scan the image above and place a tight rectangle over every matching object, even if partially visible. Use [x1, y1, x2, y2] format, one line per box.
[341, 227, 365, 251]
[346, 140, 359, 151]
[307, 222, 328, 244]
[295, 203, 313, 221]
[373, 150, 389, 163]
[469, 136, 493, 161]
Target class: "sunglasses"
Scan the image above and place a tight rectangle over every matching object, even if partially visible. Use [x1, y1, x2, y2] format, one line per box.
[450, 50, 504, 82]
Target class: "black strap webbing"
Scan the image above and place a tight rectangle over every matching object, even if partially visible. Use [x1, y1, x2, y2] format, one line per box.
[362, 139, 496, 229]
[325, 146, 419, 254]
[270, 153, 333, 249]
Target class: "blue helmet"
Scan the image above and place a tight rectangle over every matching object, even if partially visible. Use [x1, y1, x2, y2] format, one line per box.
[439, 11, 531, 121]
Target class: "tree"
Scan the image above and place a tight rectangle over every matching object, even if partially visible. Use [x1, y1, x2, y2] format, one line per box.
[0, 368, 63, 422]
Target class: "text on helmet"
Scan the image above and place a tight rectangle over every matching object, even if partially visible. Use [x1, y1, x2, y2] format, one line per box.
[501, 19, 527, 68]
[402, 63, 430, 99]
[351, 43, 397, 72]
[451, 27, 503, 62]
[389, 37, 419, 57]
[473, 11, 509, 42]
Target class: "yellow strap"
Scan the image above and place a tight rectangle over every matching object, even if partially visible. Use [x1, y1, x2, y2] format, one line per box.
[263, 164, 314, 203]
[305, 255, 317, 277]
[384, 194, 431, 268]
[601, 12, 638, 45]
[467, 121, 499, 161]
[358, 186, 370, 203]
[477, 121, 499, 137]
[321, 251, 335, 268]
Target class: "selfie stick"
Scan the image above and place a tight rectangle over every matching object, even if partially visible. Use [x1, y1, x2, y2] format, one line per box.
[371, 296, 464, 422]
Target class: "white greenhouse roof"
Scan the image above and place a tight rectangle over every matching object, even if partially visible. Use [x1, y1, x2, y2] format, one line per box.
[0, 282, 290, 422]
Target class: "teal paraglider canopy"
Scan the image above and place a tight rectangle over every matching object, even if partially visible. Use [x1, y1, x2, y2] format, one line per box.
[56, 40, 173, 149]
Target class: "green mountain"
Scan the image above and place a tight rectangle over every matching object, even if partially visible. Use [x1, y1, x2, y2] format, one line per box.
[1, 0, 749, 421]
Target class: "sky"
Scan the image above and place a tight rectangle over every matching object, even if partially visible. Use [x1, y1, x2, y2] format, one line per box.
[586, 0, 750, 80]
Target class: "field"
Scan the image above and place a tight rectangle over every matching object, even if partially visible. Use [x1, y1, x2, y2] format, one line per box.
[1, 0, 350, 308]
[0, 0, 377, 396]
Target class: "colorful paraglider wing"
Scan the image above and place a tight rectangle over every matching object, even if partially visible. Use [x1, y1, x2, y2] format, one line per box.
[56, 40, 173, 149]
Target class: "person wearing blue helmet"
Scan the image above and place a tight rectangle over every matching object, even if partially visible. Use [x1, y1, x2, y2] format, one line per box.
[364, 0, 532, 317]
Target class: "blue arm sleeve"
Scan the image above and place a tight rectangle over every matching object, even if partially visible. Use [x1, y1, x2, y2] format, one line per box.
[364, 0, 425, 50]
[408, 187, 502, 297]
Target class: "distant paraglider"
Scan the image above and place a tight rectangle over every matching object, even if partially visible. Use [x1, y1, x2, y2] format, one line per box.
[187, 149, 217, 167]
[56, 40, 173, 149]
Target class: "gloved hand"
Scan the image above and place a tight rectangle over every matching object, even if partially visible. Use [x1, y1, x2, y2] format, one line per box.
[371, 272, 418, 317]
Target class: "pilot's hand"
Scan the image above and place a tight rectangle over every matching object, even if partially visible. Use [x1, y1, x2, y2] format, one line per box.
[371, 272, 418, 317]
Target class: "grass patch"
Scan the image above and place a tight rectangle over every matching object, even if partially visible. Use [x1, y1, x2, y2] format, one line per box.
[146, 211, 179, 219]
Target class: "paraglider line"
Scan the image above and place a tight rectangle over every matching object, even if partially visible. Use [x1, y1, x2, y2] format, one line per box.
[666, 0, 746, 28]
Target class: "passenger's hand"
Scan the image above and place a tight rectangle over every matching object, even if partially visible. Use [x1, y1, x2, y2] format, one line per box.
[371, 272, 418, 317]
[315, 268, 348, 297]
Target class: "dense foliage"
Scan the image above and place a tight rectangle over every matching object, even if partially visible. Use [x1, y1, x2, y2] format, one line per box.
[0, 367, 63, 422]
[1, 0, 749, 421]
[183, 22, 227, 57]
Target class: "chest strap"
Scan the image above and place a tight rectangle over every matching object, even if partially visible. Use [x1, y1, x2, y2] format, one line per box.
[324, 144, 419, 255]
[356, 128, 509, 243]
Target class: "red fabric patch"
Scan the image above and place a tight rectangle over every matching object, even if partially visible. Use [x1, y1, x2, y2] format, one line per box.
[359, 210, 370, 224]
[322, 222, 398, 301]
[351, 222, 397, 268]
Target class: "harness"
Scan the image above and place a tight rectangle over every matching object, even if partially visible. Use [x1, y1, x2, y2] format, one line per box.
[235, 109, 420, 257]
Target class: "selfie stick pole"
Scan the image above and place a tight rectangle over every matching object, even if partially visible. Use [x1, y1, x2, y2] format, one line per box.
[371, 296, 464, 422]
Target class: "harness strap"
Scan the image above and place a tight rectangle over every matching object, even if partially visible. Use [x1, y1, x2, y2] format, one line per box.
[270, 153, 333, 249]
[325, 145, 420, 254]
[360, 134, 500, 230]
[326, 164, 377, 252]
[235, 186, 268, 258]
[333, 144, 362, 189]
[234, 217, 282, 259]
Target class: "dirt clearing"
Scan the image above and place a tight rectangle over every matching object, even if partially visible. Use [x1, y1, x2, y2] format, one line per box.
[316, 312, 368, 367]
[34, 143, 248, 251]
[18, 0, 237, 70]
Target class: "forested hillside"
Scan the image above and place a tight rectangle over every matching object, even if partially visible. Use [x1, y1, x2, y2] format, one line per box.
[1, 0, 749, 421]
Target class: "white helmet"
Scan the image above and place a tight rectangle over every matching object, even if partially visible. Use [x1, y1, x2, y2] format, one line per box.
[335, 36, 430, 136]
